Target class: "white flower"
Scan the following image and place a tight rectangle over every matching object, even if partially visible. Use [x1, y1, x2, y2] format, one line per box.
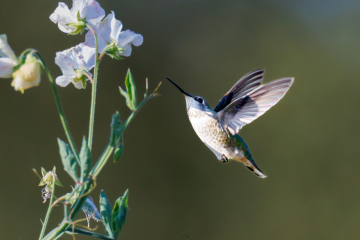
[55, 43, 95, 89]
[50, 0, 105, 34]
[0, 34, 18, 78]
[85, 11, 143, 58]
[117, 29, 144, 57]
[11, 54, 41, 93]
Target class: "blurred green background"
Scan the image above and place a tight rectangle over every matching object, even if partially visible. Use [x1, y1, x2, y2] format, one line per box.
[1, 0, 360, 239]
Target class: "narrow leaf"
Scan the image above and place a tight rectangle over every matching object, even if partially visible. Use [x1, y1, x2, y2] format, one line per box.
[112, 189, 129, 237]
[100, 190, 114, 237]
[57, 138, 78, 182]
[53, 166, 63, 187]
[79, 137, 92, 181]
[41, 167, 46, 177]
[125, 69, 137, 110]
[119, 86, 133, 110]
[110, 111, 121, 146]
[114, 134, 124, 163]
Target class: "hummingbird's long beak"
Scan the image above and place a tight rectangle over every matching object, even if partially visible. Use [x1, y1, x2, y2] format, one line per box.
[166, 78, 193, 97]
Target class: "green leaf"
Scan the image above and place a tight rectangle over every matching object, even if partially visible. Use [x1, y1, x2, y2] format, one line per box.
[41, 167, 46, 178]
[114, 134, 124, 163]
[119, 87, 132, 110]
[52, 166, 63, 187]
[100, 190, 114, 237]
[112, 189, 129, 237]
[57, 138, 78, 182]
[79, 137, 92, 181]
[119, 69, 137, 111]
[110, 111, 121, 146]
[125, 69, 137, 108]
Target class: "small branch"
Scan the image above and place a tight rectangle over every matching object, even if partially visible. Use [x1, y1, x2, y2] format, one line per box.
[87, 24, 100, 151]
[91, 82, 162, 178]
[39, 180, 56, 240]
[98, 50, 106, 61]
[83, 72, 94, 83]
[65, 228, 115, 240]
[34, 51, 80, 164]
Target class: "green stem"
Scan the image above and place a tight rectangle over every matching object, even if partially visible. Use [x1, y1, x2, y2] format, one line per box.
[42, 181, 93, 240]
[65, 228, 115, 240]
[39, 180, 56, 240]
[91, 94, 157, 178]
[87, 24, 99, 151]
[120, 95, 152, 132]
[34, 51, 80, 163]
[91, 144, 113, 178]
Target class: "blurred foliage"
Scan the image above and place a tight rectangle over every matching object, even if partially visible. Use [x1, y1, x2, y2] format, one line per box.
[0, 0, 360, 239]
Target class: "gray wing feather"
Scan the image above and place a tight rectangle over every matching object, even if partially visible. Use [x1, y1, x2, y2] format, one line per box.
[213, 69, 265, 112]
[217, 78, 294, 133]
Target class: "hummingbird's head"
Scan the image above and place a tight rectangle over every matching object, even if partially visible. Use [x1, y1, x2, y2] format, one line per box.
[166, 78, 212, 112]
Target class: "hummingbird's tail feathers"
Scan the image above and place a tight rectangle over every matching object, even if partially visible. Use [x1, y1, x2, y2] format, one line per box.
[217, 77, 294, 134]
[244, 160, 267, 178]
[214, 69, 265, 112]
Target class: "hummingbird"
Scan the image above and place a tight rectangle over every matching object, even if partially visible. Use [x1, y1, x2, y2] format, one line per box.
[167, 69, 294, 178]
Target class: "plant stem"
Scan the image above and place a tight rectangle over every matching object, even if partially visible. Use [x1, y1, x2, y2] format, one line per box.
[87, 24, 99, 151]
[91, 93, 158, 178]
[39, 181, 56, 240]
[42, 181, 93, 240]
[65, 228, 115, 240]
[91, 144, 113, 178]
[34, 51, 80, 163]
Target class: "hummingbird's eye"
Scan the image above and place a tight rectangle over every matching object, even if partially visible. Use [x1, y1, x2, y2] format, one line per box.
[195, 97, 203, 104]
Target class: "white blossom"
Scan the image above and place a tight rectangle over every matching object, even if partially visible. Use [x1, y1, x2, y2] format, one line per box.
[11, 55, 41, 93]
[50, 0, 105, 34]
[0, 34, 18, 78]
[55, 43, 95, 89]
[85, 11, 143, 58]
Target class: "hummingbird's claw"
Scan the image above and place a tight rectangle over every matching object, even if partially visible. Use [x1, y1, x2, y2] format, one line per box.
[221, 154, 228, 163]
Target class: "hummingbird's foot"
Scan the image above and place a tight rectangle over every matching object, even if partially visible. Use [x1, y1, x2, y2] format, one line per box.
[221, 154, 228, 163]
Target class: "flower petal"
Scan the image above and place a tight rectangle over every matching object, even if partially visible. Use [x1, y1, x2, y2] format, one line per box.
[55, 51, 77, 76]
[50, 2, 77, 33]
[109, 11, 123, 44]
[55, 75, 73, 87]
[77, 42, 96, 71]
[85, 12, 112, 53]
[81, 0, 105, 27]
[73, 79, 85, 89]
[117, 30, 143, 57]
[0, 34, 17, 61]
[0, 57, 17, 78]
[11, 76, 41, 92]
[120, 44, 132, 57]
[117, 30, 143, 47]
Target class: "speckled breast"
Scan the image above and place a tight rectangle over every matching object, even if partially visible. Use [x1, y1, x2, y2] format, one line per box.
[187, 107, 230, 150]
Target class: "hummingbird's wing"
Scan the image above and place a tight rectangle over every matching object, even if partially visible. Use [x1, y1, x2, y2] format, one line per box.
[217, 78, 294, 134]
[213, 69, 265, 112]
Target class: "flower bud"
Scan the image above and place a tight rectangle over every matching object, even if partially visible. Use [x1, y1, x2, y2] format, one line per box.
[11, 54, 41, 93]
[38, 167, 62, 203]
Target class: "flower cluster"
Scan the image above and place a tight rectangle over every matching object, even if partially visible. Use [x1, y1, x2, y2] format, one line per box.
[0, 0, 143, 92]
[51, 0, 143, 89]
